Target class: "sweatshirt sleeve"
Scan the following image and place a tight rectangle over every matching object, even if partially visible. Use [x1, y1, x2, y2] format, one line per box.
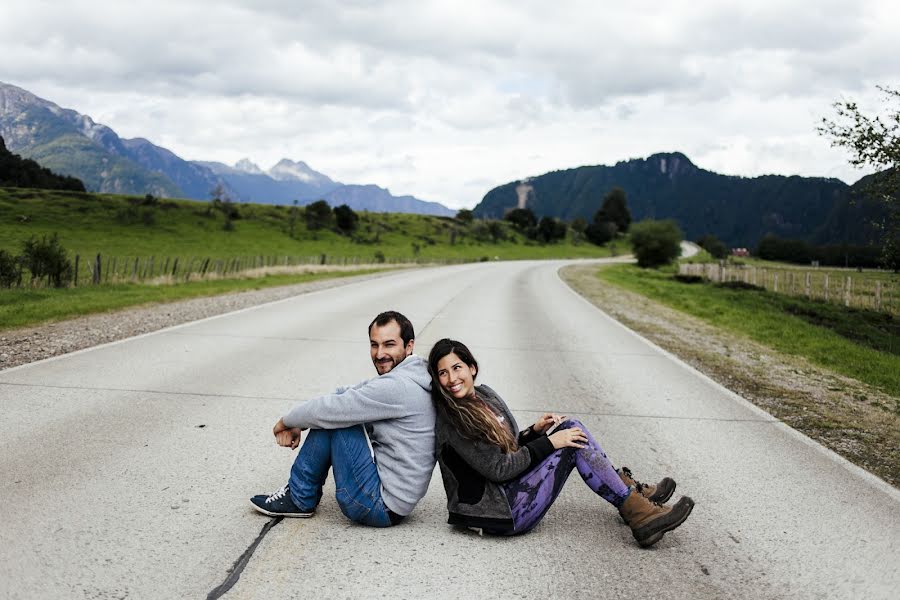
[444, 426, 556, 483]
[282, 373, 412, 430]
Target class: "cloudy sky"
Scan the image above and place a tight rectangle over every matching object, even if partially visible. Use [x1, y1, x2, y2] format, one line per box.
[2, 0, 897, 208]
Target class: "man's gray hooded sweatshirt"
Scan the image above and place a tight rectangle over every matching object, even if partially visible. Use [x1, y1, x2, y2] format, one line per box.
[281, 354, 436, 516]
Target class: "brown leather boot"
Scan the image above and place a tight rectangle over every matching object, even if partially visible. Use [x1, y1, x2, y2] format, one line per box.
[618, 489, 694, 548]
[618, 466, 676, 504]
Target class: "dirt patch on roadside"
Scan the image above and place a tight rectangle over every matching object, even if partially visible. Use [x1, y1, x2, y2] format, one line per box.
[561, 264, 900, 488]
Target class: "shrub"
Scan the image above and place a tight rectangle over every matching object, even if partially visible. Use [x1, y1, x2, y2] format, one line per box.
[504, 208, 537, 231]
[630, 220, 683, 268]
[455, 209, 474, 224]
[673, 274, 704, 284]
[696, 234, 729, 259]
[306, 200, 333, 230]
[334, 204, 359, 234]
[21, 233, 73, 287]
[585, 221, 615, 246]
[536, 217, 567, 243]
[0, 249, 20, 287]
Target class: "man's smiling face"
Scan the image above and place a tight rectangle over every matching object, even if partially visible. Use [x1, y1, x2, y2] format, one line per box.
[369, 320, 414, 375]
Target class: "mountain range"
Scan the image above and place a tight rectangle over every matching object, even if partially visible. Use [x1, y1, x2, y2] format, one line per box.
[473, 152, 887, 248]
[0, 82, 454, 216]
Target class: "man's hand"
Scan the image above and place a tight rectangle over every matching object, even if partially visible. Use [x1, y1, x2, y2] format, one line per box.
[273, 418, 303, 449]
[532, 413, 566, 435]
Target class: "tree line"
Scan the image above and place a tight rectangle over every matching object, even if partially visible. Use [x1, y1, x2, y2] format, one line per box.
[0, 135, 86, 192]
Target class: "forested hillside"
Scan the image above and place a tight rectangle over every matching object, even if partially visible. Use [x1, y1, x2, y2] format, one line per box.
[0, 136, 85, 192]
[474, 152, 888, 247]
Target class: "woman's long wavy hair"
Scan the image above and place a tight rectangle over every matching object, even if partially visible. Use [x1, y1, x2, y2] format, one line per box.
[428, 338, 518, 454]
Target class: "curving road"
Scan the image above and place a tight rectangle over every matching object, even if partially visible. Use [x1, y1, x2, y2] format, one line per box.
[1, 260, 897, 599]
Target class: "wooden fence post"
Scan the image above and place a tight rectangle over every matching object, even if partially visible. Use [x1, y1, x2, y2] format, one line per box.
[93, 253, 101, 285]
[875, 281, 882, 310]
[171, 258, 179, 277]
[74, 254, 80, 287]
[845, 276, 851, 307]
[773, 273, 778, 293]
[805, 272, 811, 298]
[824, 274, 829, 302]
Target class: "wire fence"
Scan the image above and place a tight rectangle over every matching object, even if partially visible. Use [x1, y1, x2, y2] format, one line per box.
[678, 262, 900, 315]
[9, 253, 468, 289]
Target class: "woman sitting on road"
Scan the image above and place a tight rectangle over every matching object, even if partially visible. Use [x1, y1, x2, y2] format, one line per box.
[427, 338, 694, 547]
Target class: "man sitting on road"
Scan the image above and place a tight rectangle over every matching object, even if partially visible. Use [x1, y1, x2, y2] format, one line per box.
[250, 310, 436, 527]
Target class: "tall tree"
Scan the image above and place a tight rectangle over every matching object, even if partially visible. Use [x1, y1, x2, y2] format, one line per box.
[305, 199, 333, 230]
[819, 86, 899, 269]
[504, 207, 537, 231]
[595, 187, 632, 233]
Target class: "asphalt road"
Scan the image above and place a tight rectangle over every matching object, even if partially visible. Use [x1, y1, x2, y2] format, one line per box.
[1, 259, 898, 599]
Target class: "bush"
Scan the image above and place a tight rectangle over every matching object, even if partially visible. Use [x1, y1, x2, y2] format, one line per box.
[630, 220, 683, 268]
[305, 200, 333, 230]
[456, 209, 474, 224]
[21, 233, 73, 287]
[536, 217, 567, 243]
[673, 274, 704, 284]
[585, 221, 615, 245]
[334, 204, 359, 234]
[696, 234, 729, 259]
[0, 249, 20, 287]
[504, 208, 537, 231]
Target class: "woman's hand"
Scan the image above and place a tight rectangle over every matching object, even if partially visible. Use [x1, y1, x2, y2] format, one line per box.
[532, 413, 567, 434]
[549, 427, 587, 450]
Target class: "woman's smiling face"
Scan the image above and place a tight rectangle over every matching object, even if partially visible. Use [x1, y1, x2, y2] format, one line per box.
[436, 351, 477, 399]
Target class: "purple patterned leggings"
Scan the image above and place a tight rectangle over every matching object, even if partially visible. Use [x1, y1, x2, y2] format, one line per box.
[500, 419, 631, 535]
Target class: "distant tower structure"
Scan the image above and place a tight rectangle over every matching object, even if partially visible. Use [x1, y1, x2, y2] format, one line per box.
[515, 181, 534, 209]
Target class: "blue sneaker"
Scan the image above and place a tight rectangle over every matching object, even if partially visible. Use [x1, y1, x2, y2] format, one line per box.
[250, 485, 314, 518]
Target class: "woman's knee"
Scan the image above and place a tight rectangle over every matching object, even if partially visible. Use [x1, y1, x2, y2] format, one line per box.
[563, 418, 585, 431]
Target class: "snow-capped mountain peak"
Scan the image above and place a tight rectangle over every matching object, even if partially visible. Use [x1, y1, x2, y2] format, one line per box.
[234, 158, 264, 174]
[268, 158, 332, 185]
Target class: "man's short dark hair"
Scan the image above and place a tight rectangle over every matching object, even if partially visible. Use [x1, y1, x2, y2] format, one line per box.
[368, 311, 415, 346]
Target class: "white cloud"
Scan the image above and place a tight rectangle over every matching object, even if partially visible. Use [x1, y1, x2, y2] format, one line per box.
[1, 0, 898, 208]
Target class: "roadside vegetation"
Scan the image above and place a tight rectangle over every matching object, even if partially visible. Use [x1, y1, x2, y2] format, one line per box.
[0, 187, 615, 268]
[0, 186, 622, 329]
[595, 262, 900, 397]
[0, 268, 390, 330]
[562, 262, 900, 487]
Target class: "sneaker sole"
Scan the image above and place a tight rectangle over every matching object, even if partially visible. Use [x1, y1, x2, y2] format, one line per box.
[249, 501, 315, 518]
[634, 497, 694, 548]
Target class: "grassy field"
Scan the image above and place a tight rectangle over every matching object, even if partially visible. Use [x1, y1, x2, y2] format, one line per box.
[0, 268, 396, 330]
[0, 187, 614, 265]
[679, 254, 900, 314]
[596, 263, 900, 400]
[0, 186, 615, 329]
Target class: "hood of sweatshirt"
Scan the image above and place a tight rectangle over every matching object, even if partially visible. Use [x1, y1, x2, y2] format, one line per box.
[390, 354, 432, 393]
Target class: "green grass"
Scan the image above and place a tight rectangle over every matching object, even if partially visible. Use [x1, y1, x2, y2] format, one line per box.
[0, 186, 617, 330]
[0, 269, 387, 330]
[596, 263, 900, 397]
[0, 187, 613, 264]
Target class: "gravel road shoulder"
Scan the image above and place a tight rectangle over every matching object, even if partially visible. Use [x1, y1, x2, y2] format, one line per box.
[0, 269, 404, 371]
[561, 263, 900, 488]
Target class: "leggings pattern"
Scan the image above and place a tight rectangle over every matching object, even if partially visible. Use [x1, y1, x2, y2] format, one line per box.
[501, 419, 631, 535]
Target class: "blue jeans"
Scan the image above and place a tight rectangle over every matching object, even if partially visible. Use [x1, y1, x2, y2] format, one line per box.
[288, 425, 394, 528]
